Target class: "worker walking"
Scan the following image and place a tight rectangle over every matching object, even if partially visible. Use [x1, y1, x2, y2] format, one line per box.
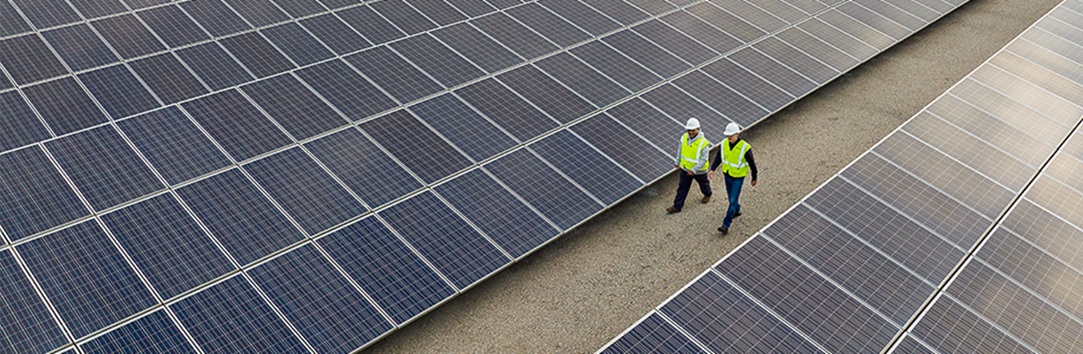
[667, 118, 713, 214]
[710, 122, 758, 235]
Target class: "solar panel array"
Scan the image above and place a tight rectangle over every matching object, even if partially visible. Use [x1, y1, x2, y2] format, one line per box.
[602, 0, 1083, 352]
[0, 0, 964, 352]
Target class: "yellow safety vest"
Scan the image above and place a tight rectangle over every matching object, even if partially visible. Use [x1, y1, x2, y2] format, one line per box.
[722, 139, 750, 177]
[679, 133, 710, 172]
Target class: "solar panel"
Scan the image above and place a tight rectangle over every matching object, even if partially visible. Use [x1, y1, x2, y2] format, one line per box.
[604, 1, 1083, 352]
[0, 0, 972, 351]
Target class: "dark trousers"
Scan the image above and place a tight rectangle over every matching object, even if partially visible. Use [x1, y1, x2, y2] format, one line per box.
[672, 171, 711, 210]
[721, 174, 744, 228]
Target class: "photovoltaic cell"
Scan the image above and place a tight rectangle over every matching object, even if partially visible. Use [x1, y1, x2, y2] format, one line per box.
[78, 64, 160, 119]
[0, 147, 90, 241]
[318, 216, 455, 324]
[580, 0, 650, 25]
[623, 0, 673, 16]
[126, 0, 173, 10]
[506, 3, 591, 48]
[730, 47, 816, 98]
[606, 97, 681, 150]
[220, 32, 296, 78]
[41, 24, 119, 72]
[534, 52, 630, 107]
[485, 149, 602, 230]
[249, 245, 392, 353]
[300, 14, 371, 55]
[336, 5, 406, 45]
[641, 83, 728, 133]
[261, 22, 334, 67]
[0, 91, 50, 152]
[242, 73, 347, 140]
[776, 26, 860, 72]
[539, 0, 621, 36]
[686, 3, 764, 43]
[294, 60, 398, 121]
[433, 23, 523, 73]
[571, 40, 661, 92]
[926, 95, 1053, 166]
[435, 169, 559, 258]
[176, 43, 254, 91]
[603, 30, 689, 79]
[225, 0, 289, 27]
[171, 275, 307, 352]
[530, 130, 642, 205]
[600, 313, 704, 354]
[659, 11, 743, 54]
[498, 65, 596, 123]
[856, 0, 928, 29]
[487, 0, 522, 9]
[92, 15, 166, 59]
[19, 220, 158, 339]
[66, 0, 127, 19]
[370, 0, 437, 35]
[817, 10, 895, 50]
[138, 5, 210, 48]
[632, 20, 718, 66]
[182, 90, 292, 162]
[445, 0, 495, 17]
[0, 250, 67, 354]
[46, 125, 164, 211]
[455, 78, 559, 141]
[410, 93, 517, 161]
[390, 34, 485, 88]
[0, 35, 68, 85]
[23, 77, 108, 135]
[79, 310, 194, 354]
[407, 0, 466, 26]
[346, 46, 443, 104]
[11, 0, 81, 29]
[175, 168, 304, 265]
[472, 12, 558, 60]
[381, 192, 509, 288]
[746, 0, 808, 24]
[359, 110, 473, 183]
[274, 0, 325, 17]
[572, 113, 674, 182]
[129, 53, 209, 105]
[181, 0, 253, 37]
[836, 2, 910, 39]
[117, 107, 231, 185]
[701, 59, 792, 113]
[672, 71, 765, 126]
[901, 112, 1037, 191]
[753, 37, 839, 84]
[244, 147, 367, 235]
[0, 1, 30, 37]
[304, 128, 424, 208]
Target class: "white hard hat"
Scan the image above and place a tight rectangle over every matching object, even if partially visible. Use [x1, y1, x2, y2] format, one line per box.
[685, 118, 700, 130]
[724, 122, 741, 136]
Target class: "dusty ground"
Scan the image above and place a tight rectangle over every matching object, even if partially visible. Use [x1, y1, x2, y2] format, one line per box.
[364, 0, 1062, 352]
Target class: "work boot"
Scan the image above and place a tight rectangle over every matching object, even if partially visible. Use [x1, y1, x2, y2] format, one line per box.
[666, 206, 681, 214]
[717, 226, 728, 235]
[733, 212, 742, 218]
[701, 196, 711, 204]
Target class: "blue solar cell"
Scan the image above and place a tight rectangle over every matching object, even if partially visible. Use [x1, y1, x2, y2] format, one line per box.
[455, 78, 559, 141]
[659, 272, 822, 353]
[0, 35, 68, 86]
[571, 114, 673, 182]
[432, 24, 522, 73]
[0, 147, 89, 241]
[129, 53, 209, 105]
[539, 0, 620, 36]
[571, 40, 661, 92]
[245, 147, 367, 235]
[262, 22, 334, 66]
[304, 128, 423, 207]
[295, 60, 398, 121]
[225, 0, 289, 27]
[0, 91, 50, 152]
[68, 0, 125, 18]
[484, 149, 602, 230]
[126, 0, 173, 10]
[407, 0, 466, 25]
[498, 65, 595, 123]
[601, 313, 704, 354]
[530, 130, 642, 205]
[370, 0, 437, 35]
[78, 64, 160, 119]
[171, 275, 307, 352]
[686, 3, 764, 43]
[603, 30, 689, 79]
[534, 52, 630, 107]
[390, 34, 485, 88]
[346, 46, 443, 104]
[0, 250, 68, 354]
[472, 12, 558, 60]
[380, 191, 509, 288]
[181, 0, 253, 37]
[220, 32, 296, 78]
[336, 5, 406, 45]
[117, 107, 232, 185]
[360, 110, 473, 184]
[101, 193, 235, 300]
[274, 0, 324, 17]
[435, 169, 559, 258]
[0, 1, 30, 37]
[506, 3, 591, 47]
[176, 43, 254, 91]
[606, 97, 682, 150]
[672, 70, 765, 127]
[93, 14, 166, 59]
[23, 77, 108, 135]
[182, 90, 293, 161]
[242, 73, 347, 140]
[10, 0, 80, 28]
[175, 169, 304, 265]
[300, 14, 371, 55]
[410, 93, 517, 161]
[138, 5, 211, 48]
[80, 310, 195, 354]
[249, 245, 392, 353]
[19, 221, 158, 339]
[318, 216, 455, 324]
[46, 125, 165, 211]
[41, 24, 119, 72]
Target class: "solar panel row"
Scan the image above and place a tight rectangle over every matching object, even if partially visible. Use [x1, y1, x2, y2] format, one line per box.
[603, 1, 1083, 352]
[0, 0, 965, 352]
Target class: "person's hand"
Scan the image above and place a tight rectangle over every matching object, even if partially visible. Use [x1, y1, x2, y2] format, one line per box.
[707, 170, 714, 180]
[686, 170, 694, 176]
[674, 164, 680, 170]
[750, 179, 758, 187]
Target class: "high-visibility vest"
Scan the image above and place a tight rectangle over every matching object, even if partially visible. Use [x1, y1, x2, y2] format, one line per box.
[679, 133, 710, 172]
[721, 139, 750, 177]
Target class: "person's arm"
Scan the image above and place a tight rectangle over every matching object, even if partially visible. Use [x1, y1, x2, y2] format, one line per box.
[746, 148, 758, 185]
[710, 147, 722, 171]
[692, 141, 709, 172]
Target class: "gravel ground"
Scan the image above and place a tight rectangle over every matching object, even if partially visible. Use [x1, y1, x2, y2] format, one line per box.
[364, 0, 1062, 352]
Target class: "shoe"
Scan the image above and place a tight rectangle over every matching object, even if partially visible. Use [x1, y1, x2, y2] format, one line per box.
[733, 212, 742, 218]
[666, 206, 681, 214]
[717, 226, 728, 235]
[701, 196, 711, 204]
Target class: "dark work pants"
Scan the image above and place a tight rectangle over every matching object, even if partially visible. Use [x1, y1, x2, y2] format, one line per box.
[721, 174, 744, 228]
[672, 171, 712, 210]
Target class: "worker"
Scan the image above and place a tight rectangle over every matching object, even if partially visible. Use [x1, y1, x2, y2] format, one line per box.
[666, 118, 713, 214]
[710, 122, 758, 235]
